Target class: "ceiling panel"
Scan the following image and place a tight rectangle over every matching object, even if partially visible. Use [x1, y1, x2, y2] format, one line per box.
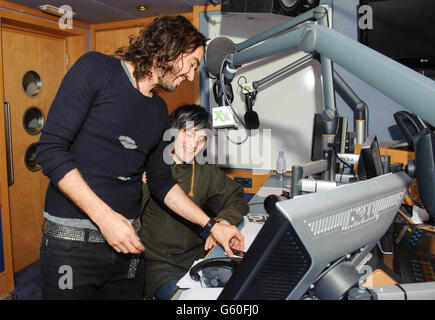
[3, 0, 216, 24]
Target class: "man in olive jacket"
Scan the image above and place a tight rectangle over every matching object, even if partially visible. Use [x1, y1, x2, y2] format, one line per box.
[141, 104, 248, 299]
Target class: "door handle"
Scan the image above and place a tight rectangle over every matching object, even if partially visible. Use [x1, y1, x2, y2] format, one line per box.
[4, 100, 14, 186]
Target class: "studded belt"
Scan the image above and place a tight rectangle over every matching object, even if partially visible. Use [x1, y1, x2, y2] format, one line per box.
[43, 219, 107, 243]
[43, 218, 143, 279]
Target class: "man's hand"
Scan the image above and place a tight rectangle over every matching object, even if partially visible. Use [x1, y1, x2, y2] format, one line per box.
[58, 169, 145, 254]
[210, 223, 244, 257]
[204, 219, 232, 252]
[164, 184, 244, 257]
[96, 210, 145, 254]
[204, 234, 217, 251]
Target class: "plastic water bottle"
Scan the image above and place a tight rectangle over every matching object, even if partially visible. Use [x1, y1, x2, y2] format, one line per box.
[276, 151, 286, 185]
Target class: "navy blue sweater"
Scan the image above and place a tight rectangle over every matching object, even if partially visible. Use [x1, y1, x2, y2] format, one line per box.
[37, 51, 176, 220]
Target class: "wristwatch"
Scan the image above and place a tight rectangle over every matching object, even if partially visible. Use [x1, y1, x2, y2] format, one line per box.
[202, 218, 217, 234]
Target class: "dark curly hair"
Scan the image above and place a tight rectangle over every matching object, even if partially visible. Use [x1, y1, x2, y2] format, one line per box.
[115, 15, 207, 82]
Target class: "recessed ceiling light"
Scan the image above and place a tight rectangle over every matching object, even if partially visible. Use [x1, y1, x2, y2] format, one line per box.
[136, 5, 148, 12]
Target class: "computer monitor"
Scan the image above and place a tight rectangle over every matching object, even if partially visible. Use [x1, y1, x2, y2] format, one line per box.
[413, 131, 435, 221]
[359, 0, 435, 74]
[393, 111, 435, 221]
[357, 135, 384, 180]
[218, 172, 411, 300]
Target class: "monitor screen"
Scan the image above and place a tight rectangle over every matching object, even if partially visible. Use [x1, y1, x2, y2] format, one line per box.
[359, 0, 435, 70]
[414, 131, 435, 221]
[357, 135, 384, 180]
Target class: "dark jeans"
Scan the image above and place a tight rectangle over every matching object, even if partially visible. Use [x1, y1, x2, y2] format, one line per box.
[40, 235, 144, 300]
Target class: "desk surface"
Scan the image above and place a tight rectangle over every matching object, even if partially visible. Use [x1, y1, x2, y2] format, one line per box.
[246, 174, 290, 215]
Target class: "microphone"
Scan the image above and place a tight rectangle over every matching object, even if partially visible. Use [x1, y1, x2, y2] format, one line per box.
[264, 194, 279, 215]
[244, 96, 259, 129]
[206, 37, 236, 77]
[242, 83, 260, 130]
[244, 111, 259, 130]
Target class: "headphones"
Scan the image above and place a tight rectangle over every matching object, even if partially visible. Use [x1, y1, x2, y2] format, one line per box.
[189, 257, 242, 288]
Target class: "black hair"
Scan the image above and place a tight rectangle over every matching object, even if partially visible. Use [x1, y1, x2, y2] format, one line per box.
[169, 104, 212, 131]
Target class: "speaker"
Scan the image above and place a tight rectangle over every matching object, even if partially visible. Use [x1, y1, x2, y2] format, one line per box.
[221, 0, 320, 17]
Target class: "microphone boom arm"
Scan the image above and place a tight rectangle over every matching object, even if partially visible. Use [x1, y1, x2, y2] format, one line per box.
[253, 53, 315, 90]
[225, 23, 435, 127]
[239, 53, 315, 130]
[333, 70, 367, 146]
[235, 6, 329, 51]
[210, 4, 435, 183]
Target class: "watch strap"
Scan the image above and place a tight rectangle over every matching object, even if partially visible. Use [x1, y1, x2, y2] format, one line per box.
[202, 218, 217, 234]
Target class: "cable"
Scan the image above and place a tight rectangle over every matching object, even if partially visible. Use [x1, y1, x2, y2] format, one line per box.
[334, 151, 355, 182]
[406, 188, 424, 209]
[365, 103, 370, 137]
[237, 75, 248, 88]
[334, 151, 354, 171]
[248, 201, 265, 206]
[207, 0, 221, 6]
[219, 53, 250, 145]
[224, 128, 249, 145]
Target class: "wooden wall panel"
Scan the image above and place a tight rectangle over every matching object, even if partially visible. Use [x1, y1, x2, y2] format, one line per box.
[66, 35, 89, 68]
[222, 169, 274, 195]
[94, 27, 139, 56]
[0, 1, 88, 289]
[0, 18, 14, 295]
[2, 27, 67, 272]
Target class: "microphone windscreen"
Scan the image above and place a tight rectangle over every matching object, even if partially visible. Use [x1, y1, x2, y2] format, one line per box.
[264, 194, 279, 215]
[244, 111, 260, 130]
[206, 37, 236, 76]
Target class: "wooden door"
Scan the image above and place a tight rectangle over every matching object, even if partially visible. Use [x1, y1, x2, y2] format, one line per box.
[1, 26, 67, 272]
[0, 19, 14, 295]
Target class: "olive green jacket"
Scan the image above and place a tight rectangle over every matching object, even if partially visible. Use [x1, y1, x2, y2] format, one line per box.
[141, 163, 248, 298]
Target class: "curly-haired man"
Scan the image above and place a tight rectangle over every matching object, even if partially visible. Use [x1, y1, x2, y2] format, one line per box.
[37, 15, 244, 300]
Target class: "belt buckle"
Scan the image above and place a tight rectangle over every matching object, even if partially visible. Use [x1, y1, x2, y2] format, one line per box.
[132, 218, 141, 233]
[132, 218, 144, 245]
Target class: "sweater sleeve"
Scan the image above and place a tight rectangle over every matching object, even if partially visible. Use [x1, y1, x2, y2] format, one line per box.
[144, 105, 177, 203]
[36, 52, 108, 188]
[205, 165, 248, 226]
